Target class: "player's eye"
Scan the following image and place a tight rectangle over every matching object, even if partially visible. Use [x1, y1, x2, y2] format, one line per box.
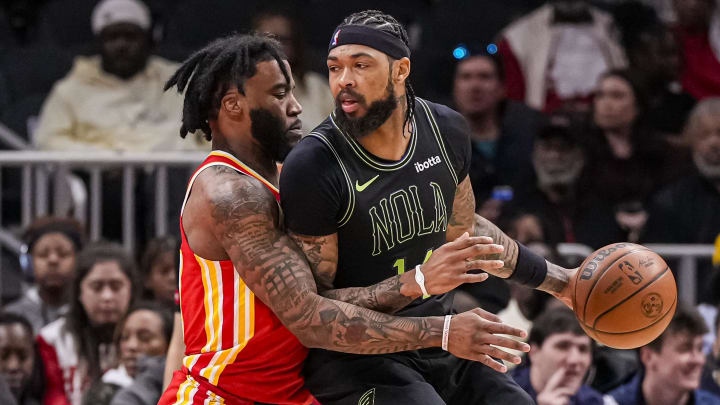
[328, 65, 340, 72]
[355, 63, 368, 69]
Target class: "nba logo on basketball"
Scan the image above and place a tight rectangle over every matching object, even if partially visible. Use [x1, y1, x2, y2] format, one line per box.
[331, 29, 341, 46]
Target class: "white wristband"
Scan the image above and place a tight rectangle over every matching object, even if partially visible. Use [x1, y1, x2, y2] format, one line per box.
[414, 264, 429, 296]
[442, 315, 452, 351]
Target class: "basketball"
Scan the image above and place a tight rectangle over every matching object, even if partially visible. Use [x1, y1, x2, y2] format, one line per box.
[571, 243, 677, 349]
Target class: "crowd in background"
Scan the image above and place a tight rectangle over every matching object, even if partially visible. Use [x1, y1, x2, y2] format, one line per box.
[0, 0, 720, 404]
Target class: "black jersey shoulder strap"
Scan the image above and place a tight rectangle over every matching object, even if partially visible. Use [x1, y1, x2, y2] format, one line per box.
[306, 131, 356, 227]
[416, 97, 460, 186]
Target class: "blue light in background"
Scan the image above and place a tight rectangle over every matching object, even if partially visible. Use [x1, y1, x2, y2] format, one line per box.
[487, 43, 498, 55]
[452, 44, 468, 60]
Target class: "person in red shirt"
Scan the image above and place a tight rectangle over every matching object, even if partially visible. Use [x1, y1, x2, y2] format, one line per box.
[673, 0, 720, 99]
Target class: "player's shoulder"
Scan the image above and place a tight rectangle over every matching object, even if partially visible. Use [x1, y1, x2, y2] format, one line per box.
[416, 97, 465, 125]
[283, 118, 340, 171]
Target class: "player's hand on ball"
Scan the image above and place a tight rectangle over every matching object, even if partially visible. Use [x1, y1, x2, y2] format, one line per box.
[447, 307, 529, 373]
[417, 232, 504, 295]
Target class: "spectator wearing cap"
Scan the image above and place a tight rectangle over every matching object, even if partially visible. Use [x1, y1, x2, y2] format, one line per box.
[609, 304, 720, 405]
[34, 0, 205, 152]
[502, 116, 623, 249]
[4, 217, 85, 335]
[497, 0, 626, 113]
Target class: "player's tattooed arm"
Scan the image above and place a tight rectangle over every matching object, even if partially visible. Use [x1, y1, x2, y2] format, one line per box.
[207, 169, 442, 353]
[447, 176, 571, 294]
[288, 232, 418, 314]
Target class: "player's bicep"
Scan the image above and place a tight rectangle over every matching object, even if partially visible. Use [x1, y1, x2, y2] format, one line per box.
[288, 232, 339, 292]
[207, 174, 319, 325]
[447, 175, 476, 241]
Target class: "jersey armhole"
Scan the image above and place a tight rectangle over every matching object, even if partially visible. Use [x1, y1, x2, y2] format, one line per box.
[307, 132, 355, 227]
[416, 98, 460, 186]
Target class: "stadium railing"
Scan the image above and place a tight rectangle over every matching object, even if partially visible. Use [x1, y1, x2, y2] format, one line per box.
[0, 150, 206, 255]
[0, 151, 714, 304]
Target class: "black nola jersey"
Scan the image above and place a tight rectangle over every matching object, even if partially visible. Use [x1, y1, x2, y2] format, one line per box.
[281, 98, 471, 317]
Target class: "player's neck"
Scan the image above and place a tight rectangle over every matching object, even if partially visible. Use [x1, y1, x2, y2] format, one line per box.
[212, 137, 278, 185]
[642, 376, 691, 405]
[356, 99, 411, 161]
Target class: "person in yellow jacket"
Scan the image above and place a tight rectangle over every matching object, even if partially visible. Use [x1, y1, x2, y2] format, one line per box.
[35, 0, 207, 152]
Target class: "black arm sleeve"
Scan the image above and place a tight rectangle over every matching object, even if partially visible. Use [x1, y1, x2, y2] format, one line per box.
[280, 136, 347, 236]
[430, 103, 472, 182]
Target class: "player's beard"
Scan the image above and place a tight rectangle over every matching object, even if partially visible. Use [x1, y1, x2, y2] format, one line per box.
[250, 108, 293, 162]
[694, 151, 720, 181]
[334, 79, 398, 140]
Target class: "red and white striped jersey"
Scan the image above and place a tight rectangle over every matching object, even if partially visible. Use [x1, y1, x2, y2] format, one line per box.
[177, 150, 312, 404]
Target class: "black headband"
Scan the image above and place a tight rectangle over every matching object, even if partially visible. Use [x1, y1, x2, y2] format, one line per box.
[328, 25, 410, 60]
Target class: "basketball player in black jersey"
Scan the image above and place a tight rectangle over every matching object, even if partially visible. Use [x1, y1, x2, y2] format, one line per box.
[281, 10, 579, 405]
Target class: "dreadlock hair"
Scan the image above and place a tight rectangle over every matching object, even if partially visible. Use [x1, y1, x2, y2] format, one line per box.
[337, 10, 416, 129]
[164, 33, 290, 141]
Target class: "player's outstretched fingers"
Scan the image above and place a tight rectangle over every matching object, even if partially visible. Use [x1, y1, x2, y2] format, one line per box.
[470, 307, 502, 323]
[476, 353, 507, 373]
[464, 259, 504, 272]
[484, 334, 530, 353]
[457, 241, 503, 259]
[463, 272, 489, 284]
[450, 234, 494, 250]
[477, 344, 522, 365]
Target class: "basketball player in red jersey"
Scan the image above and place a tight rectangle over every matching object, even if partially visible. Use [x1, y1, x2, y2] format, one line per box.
[158, 34, 531, 405]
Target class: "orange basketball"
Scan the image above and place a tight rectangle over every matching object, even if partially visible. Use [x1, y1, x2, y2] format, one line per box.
[571, 243, 677, 349]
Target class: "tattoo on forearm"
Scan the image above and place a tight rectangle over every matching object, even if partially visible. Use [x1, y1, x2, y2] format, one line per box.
[538, 262, 569, 294]
[289, 232, 416, 313]
[472, 214, 518, 278]
[323, 275, 416, 314]
[208, 167, 440, 353]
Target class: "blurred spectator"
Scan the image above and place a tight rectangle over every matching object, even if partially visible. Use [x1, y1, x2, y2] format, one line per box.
[644, 98, 720, 304]
[139, 237, 177, 308]
[252, 8, 334, 134]
[498, 0, 626, 113]
[4, 217, 84, 335]
[82, 302, 172, 405]
[609, 304, 720, 405]
[37, 243, 137, 405]
[34, 0, 203, 152]
[504, 116, 623, 248]
[0, 313, 44, 405]
[615, 2, 696, 141]
[452, 52, 546, 205]
[701, 307, 720, 396]
[644, 98, 720, 244]
[584, 69, 672, 242]
[511, 307, 611, 405]
[673, 0, 720, 100]
[33, 0, 204, 244]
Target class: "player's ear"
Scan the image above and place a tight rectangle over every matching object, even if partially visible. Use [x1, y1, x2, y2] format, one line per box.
[220, 87, 245, 120]
[393, 57, 411, 84]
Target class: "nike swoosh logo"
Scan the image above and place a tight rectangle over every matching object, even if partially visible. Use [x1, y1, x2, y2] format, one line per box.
[355, 175, 379, 192]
